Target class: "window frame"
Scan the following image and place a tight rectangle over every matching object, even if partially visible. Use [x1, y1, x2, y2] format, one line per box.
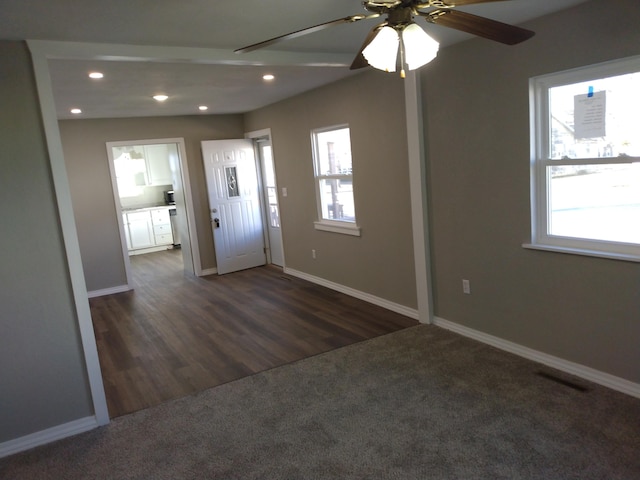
[526, 56, 640, 262]
[310, 124, 361, 236]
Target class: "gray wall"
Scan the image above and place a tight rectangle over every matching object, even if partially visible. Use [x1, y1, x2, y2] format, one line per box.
[245, 71, 418, 309]
[59, 115, 245, 291]
[423, 0, 640, 382]
[0, 41, 93, 443]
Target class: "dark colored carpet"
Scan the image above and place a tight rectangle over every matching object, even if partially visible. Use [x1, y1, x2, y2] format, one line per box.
[1, 325, 639, 479]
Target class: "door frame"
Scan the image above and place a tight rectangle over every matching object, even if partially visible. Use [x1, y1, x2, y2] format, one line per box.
[106, 138, 202, 287]
[245, 128, 285, 267]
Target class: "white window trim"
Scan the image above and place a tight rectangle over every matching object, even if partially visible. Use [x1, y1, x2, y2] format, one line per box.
[313, 220, 361, 236]
[311, 124, 361, 236]
[526, 56, 640, 262]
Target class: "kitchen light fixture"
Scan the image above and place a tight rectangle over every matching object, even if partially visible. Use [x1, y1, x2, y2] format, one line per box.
[362, 22, 438, 78]
[153, 94, 169, 102]
[262, 74, 275, 81]
[70, 108, 82, 114]
[198, 105, 208, 111]
[88, 71, 104, 79]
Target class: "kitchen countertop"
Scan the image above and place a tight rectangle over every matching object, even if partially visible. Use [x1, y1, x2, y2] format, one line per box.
[122, 205, 174, 212]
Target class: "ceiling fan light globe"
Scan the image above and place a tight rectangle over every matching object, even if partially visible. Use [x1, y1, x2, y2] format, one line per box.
[402, 23, 439, 70]
[362, 25, 399, 73]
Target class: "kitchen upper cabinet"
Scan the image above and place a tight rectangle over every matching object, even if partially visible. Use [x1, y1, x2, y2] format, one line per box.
[113, 144, 172, 190]
[145, 144, 173, 186]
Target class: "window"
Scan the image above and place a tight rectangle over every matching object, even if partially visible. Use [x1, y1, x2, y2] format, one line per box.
[528, 56, 640, 261]
[311, 125, 360, 236]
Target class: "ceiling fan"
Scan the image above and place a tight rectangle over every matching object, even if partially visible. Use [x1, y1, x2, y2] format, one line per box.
[235, 0, 535, 76]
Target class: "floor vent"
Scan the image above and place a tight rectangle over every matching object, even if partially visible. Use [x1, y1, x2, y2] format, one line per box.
[536, 371, 589, 392]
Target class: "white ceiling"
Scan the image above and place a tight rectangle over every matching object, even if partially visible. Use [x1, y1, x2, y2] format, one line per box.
[0, 0, 590, 119]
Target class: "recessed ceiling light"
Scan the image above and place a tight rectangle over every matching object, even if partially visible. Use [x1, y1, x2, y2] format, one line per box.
[88, 72, 104, 79]
[70, 108, 82, 114]
[153, 94, 169, 102]
[263, 74, 275, 81]
[198, 105, 208, 111]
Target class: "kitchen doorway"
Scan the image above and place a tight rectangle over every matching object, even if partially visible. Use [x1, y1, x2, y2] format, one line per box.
[106, 138, 200, 288]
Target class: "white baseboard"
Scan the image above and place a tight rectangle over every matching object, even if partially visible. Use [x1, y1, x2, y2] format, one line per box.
[433, 316, 640, 399]
[284, 267, 419, 320]
[0, 416, 98, 459]
[87, 284, 131, 298]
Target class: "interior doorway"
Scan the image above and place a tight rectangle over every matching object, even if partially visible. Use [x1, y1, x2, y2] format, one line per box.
[106, 138, 200, 287]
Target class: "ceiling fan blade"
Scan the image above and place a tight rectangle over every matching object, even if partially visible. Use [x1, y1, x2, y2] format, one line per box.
[350, 23, 387, 70]
[423, 9, 535, 45]
[235, 14, 379, 54]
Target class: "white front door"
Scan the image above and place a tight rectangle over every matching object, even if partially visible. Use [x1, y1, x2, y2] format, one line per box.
[201, 139, 266, 275]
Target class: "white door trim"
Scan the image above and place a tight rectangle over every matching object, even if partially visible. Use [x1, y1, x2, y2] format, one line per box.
[28, 43, 110, 428]
[404, 70, 434, 325]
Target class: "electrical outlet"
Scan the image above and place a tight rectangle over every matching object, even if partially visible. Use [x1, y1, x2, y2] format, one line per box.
[312, 249, 316, 259]
[462, 279, 471, 294]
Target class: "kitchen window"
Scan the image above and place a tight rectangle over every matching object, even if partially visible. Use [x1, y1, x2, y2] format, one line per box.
[526, 56, 640, 261]
[311, 125, 360, 236]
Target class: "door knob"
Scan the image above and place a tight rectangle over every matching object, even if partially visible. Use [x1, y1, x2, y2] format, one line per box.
[213, 218, 220, 228]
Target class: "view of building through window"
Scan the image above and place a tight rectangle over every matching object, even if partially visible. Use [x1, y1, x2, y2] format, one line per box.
[545, 70, 640, 246]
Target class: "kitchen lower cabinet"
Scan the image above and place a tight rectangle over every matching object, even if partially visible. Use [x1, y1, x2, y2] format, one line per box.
[150, 208, 173, 246]
[125, 211, 155, 250]
[123, 206, 174, 253]
[123, 214, 132, 250]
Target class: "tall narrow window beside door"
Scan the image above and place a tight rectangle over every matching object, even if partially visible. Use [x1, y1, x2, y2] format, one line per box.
[311, 125, 360, 236]
[527, 56, 640, 261]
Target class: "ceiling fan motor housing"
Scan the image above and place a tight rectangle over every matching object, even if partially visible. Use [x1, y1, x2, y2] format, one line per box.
[363, 1, 432, 15]
[363, 1, 435, 27]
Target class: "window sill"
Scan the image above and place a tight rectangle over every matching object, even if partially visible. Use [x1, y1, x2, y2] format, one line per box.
[314, 221, 361, 237]
[522, 243, 640, 263]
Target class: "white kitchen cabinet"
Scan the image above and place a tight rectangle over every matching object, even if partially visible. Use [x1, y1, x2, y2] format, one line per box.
[124, 210, 155, 250]
[123, 207, 174, 253]
[145, 144, 173, 186]
[113, 144, 173, 189]
[123, 213, 132, 250]
[150, 207, 173, 246]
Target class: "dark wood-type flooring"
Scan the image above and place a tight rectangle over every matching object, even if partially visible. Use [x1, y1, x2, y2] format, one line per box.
[89, 249, 418, 418]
